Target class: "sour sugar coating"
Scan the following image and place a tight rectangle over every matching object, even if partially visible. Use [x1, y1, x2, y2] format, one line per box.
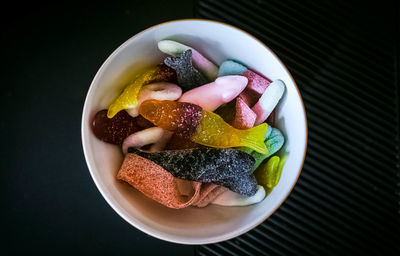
[212, 185, 265, 206]
[126, 82, 182, 117]
[107, 64, 177, 118]
[128, 147, 258, 196]
[218, 60, 248, 77]
[252, 79, 286, 125]
[240, 126, 285, 171]
[179, 75, 248, 111]
[158, 40, 219, 81]
[117, 153, 203, 209]
[139, 100, 268, 154]
[92, 109, 139, 145]
[240, 70, 272, 107]
[164, 50, 208, 90]
[232, 96, 257, 129]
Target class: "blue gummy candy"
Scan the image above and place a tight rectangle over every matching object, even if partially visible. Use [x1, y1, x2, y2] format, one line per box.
[218, 60, 248, 77]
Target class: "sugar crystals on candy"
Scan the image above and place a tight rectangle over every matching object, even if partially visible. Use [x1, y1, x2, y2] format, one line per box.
[107, 64, 177, 118]
[92, 110, 138, 145]
[164, 50, 208, 90]
[179, 75, 248, 111]
[117, 153, 202, 209]
[158, 40, 219, 80]
[128, 147, 258, 196]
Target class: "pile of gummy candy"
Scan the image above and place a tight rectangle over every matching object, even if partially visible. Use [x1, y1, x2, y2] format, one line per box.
[91, 40, 287, 209]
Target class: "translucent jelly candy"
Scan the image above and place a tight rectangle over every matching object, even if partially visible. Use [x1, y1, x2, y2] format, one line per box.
[212, 185, 265, 206]
[128, 147, 258, 196]
[92, 109, 139, 145]
[126, 82, 182, 117]
[254, 155, 286, 195]
[158, 40, 218, 80]
[139, 100, 268, 154]
[164, 49, 208, 90]
[107, 64, 177, 118]
[218, 60, 248, 77]
[240, 126, 285, 170]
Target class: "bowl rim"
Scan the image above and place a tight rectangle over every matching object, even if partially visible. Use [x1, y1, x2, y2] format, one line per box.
[81, 18, 308, 244]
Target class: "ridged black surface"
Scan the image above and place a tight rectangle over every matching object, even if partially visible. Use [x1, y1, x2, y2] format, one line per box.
[195, 0, 400, 255]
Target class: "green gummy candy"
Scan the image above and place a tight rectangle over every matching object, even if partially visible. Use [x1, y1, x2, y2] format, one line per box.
[241, 126, 284, 170]
[255, 155, 286, 194]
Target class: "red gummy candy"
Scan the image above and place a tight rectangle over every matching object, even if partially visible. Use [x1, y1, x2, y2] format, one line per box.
[92, 110, 139, 145]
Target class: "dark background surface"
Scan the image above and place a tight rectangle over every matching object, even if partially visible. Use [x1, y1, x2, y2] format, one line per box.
[2, 0, 195, 255]
[2, 0, 399, 255]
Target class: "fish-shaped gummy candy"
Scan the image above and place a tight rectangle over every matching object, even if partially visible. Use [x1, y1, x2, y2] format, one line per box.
[139, 100, 268, 154]
[128, 147, 258, 196]
[107, 64, 177, 118]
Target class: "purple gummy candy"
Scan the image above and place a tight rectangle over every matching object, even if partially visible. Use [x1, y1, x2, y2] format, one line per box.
[92, 110, 139, 145]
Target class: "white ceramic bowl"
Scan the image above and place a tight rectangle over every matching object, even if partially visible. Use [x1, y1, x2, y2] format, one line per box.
[81, 19, 307, 244]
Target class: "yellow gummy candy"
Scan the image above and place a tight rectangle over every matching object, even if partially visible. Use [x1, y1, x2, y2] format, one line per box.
[107, 66, 164, 118]
[138, 99, 268, 154]
[192, 111, 268, 154]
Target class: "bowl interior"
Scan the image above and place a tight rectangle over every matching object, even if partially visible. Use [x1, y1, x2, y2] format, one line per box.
[81, 20, 307, 244]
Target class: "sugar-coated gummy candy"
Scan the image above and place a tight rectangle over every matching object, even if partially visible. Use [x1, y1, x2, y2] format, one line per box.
[107, 64, 177, 118]
[92, 109, 139, 145]
[126, 82, 182, 117]
[128, 147, 258, 196]
[191, 185, 228, 207]
[254, 155, 286, 194]
[232, 96, 257, 129]
[212, 185, 265, 206]
[158, 40, 218, 80]
[240, 70, 272, 107]
[218, 60, 248, 77]
[122, 127, 165, 154]
[265, 127, 285, 156]
[164, 50, 208, 90]
[146, 75, 246, 151]
[118, 153, 227, 208]
[139, 100, 268, 154]
[179, 75, 248, 111]
[252, 79, 286, 125]
[239, 126, 284, 170]
[117, 153, 202, 209]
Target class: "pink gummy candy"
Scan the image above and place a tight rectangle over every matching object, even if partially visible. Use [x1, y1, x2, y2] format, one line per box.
[117, 153, 202, 209]
[117, 153, 225, 209]
[239, 70, 272, 107]
[179, 75, 248, 111]
[192, 184, 228, 207]
[232, 96, 257, 129]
